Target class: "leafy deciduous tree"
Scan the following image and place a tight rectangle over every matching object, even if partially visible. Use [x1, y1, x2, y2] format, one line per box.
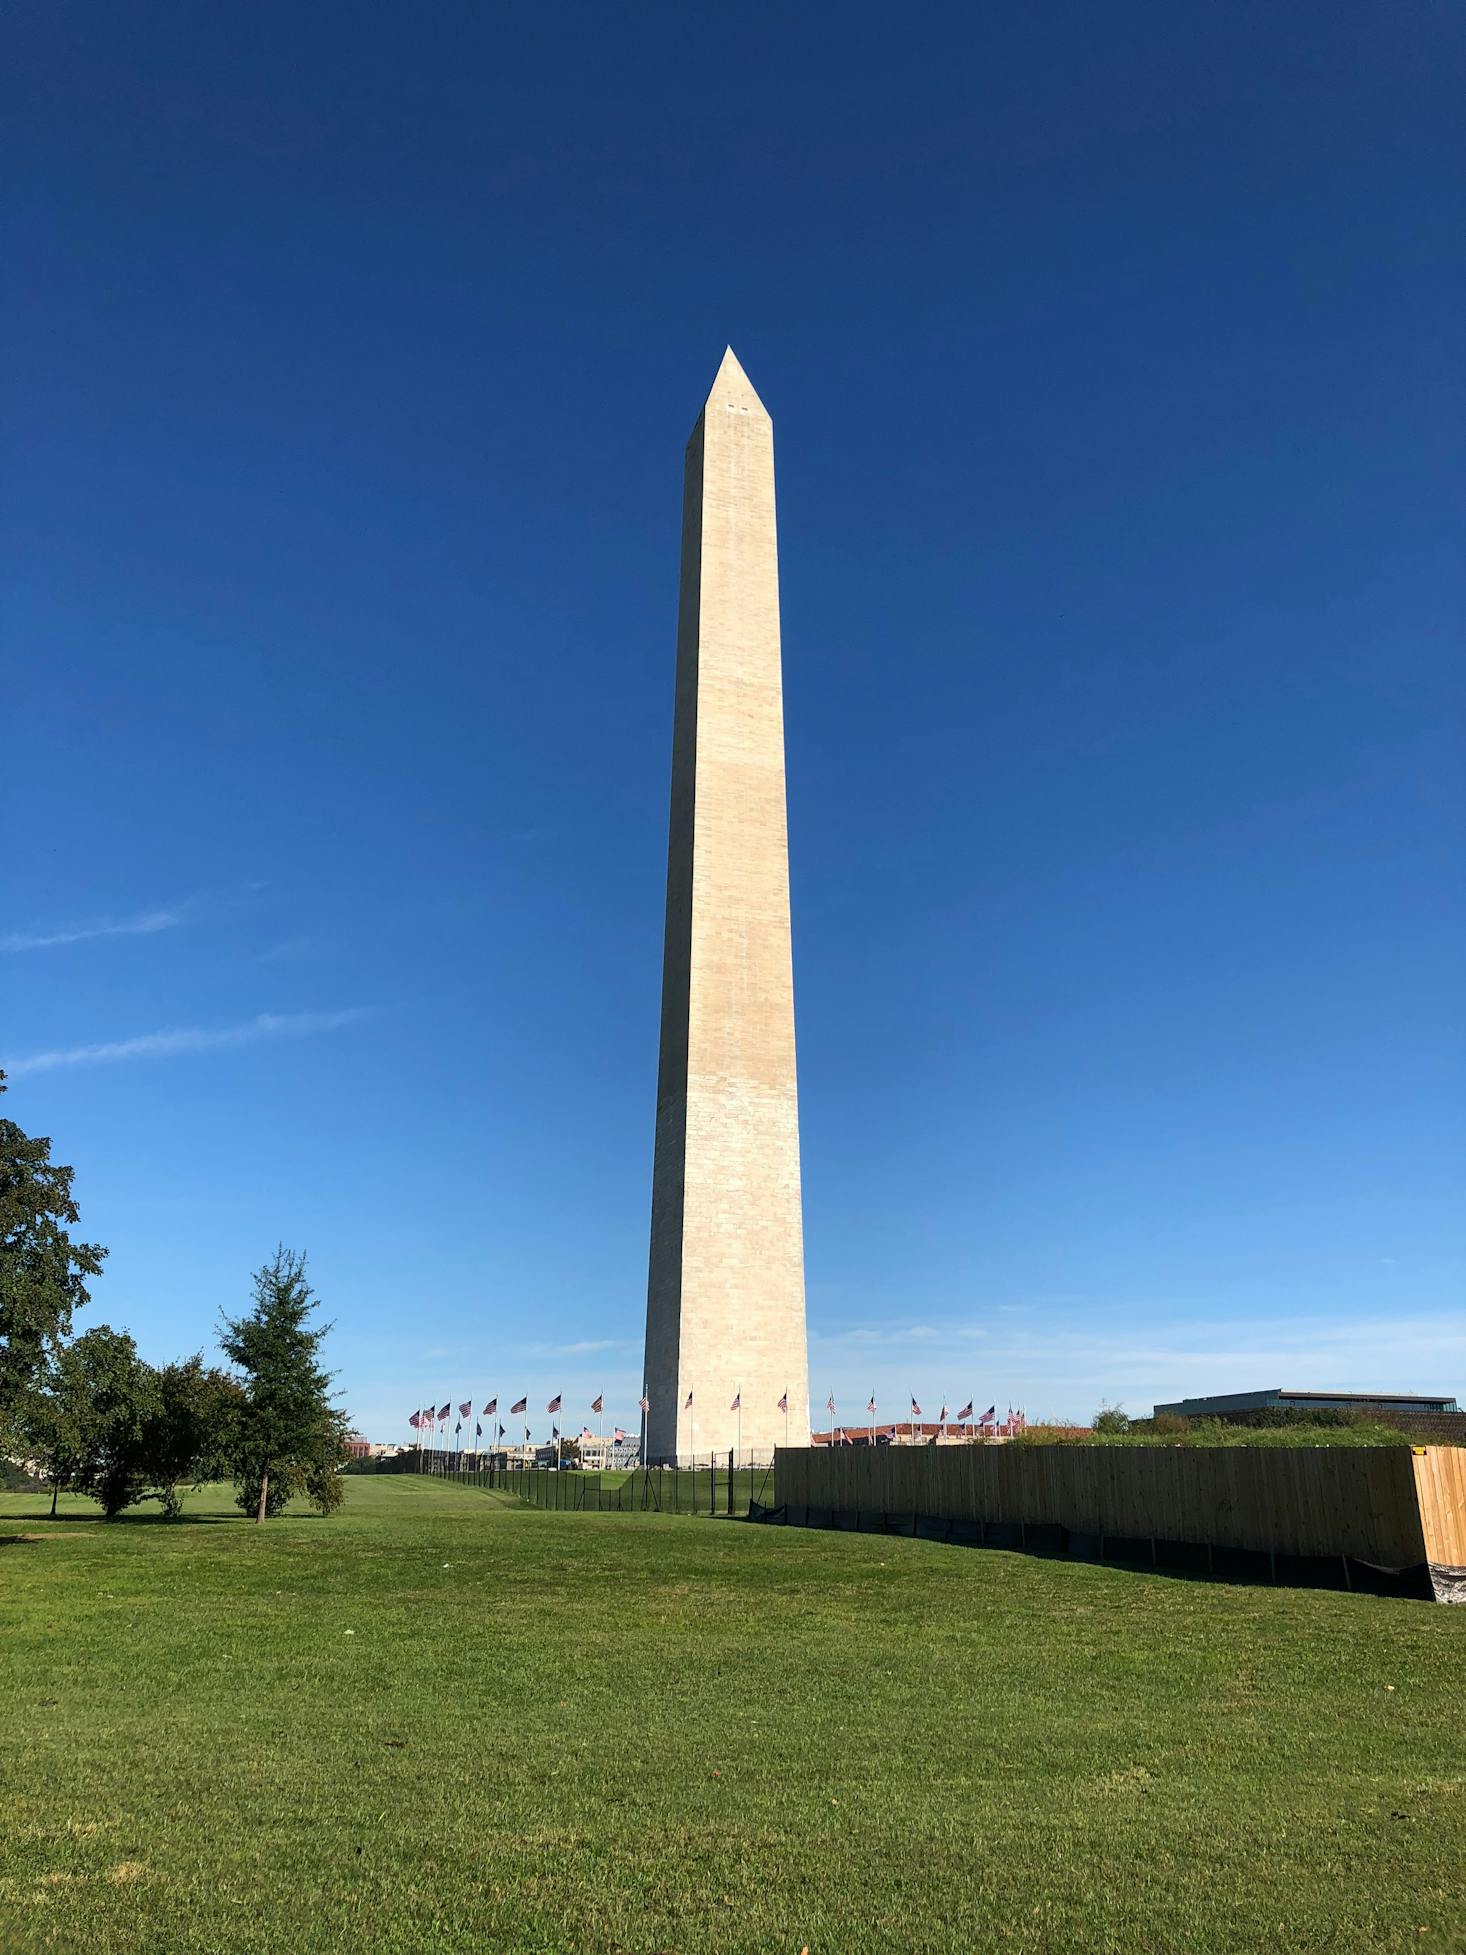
[23, 1327, 157, 1518]
[139, 1357, 247, 1518]
[0, 1070, 107, 1445]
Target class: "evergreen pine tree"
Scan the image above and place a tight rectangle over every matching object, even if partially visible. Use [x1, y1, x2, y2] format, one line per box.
[219, 1248, 347, 1522]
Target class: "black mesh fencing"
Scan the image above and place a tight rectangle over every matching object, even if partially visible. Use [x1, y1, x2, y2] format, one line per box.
[382, 1450, 775, 1517]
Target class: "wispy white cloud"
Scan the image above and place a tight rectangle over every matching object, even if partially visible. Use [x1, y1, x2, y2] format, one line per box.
[3, 907, 182, 953]
[253, 937, 319, 965]
[815, 1321, 958, 1348]
[5, 1008, 372, 1077]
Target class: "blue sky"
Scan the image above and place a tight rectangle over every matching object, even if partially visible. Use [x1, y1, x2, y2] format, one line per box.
[4, 2, 1463, 1442]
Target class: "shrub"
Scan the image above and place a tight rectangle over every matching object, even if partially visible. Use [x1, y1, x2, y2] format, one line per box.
[305, 1463, 346, 1516]
[1150, 1413, 1188, 1437]
[95, 1461, 148, 1519]
[235, 1465, 301, 1520]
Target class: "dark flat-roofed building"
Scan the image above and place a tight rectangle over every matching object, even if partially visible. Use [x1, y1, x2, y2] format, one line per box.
[1154, 1387, 1460, 1418]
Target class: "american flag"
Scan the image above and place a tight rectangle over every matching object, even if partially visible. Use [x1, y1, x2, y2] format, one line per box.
[437, 1402, 451, 1421]
[939, 1404, 948, 1423]
[683, 1389, 693, 1410]
[910, 1396, 922, 1417]
[979, 1404, 996, 1426]
[547, 1394, 562, 1415]
[777, 1392, 788, 1414]
[638, 1395, 650, 1413]
[957, 1401, 973, 1421]
[510, 1397, 527, 1415]
[591, 1394, 603, 1414]
[408, 1410, 422, 1430]
[613, 1427, 628, 1442]
[459, 1401, 472, 1419]
[826, 1393, 836, 1414]
[730, 1392, 741, 1411]
[483, 1398, 497, 1417]
[867, 1394, 877, 1416]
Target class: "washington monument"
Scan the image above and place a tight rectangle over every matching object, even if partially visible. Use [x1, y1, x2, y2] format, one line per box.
[642, 349, 811, 1464]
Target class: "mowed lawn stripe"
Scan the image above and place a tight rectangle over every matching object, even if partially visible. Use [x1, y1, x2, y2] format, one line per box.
[1, 1474, 1462, 1954]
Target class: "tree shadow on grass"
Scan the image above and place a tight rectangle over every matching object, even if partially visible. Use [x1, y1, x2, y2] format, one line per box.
[0, 1510, 98, 1526]
[112, 1511, 244, 1526]
[1, 1505, 238, 1528]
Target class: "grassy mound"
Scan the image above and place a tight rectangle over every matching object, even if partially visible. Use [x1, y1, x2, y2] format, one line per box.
[1, 1475, 1462, 1954]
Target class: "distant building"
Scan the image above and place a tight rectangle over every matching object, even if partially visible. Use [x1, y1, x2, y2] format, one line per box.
[576, 1434, 640, 1470]
[814, 1419, 1021, 1447]
[1153, 1388, 1460, 1419]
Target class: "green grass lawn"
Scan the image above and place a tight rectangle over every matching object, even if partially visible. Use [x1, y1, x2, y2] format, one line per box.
[2, 1475, 1463, 1955]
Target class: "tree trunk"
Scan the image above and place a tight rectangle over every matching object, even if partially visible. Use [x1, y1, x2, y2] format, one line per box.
[256, 1470, 269, 1524]
[50, 1476, 59, 1518]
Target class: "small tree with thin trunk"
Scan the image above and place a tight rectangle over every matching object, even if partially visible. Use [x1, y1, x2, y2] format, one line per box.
[139, 1357, 247, 1518]
[22, 1344, 90, 1517]
[219, 1248, 347, 1522]
[23, 1327, 157, 1518]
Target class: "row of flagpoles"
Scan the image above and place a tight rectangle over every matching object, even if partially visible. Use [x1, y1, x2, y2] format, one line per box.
[405, 1390, 1028, 1456]
[407, 1392, 625, 1457]
[855, 1395, 1028, 1440]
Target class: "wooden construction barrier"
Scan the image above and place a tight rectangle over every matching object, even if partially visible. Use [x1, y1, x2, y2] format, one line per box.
[1413, 1446, 1466, 1603]
[771, 1444, 1466, 1601]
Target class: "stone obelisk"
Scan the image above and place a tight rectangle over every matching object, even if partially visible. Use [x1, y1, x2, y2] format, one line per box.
[643, 348, 810, 1465]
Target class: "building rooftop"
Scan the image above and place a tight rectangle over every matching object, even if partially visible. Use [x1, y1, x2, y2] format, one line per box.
[1154, 1387, 1460, 1418]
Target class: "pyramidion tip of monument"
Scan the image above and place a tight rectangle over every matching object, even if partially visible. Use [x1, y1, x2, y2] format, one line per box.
[704, 344, 769, 417]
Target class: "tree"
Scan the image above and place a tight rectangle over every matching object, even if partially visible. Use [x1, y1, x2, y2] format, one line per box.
[23, 1327, 157, 1518]
[1093, 1402, 1132, 1435]
[21, 1343, 91, 1517]
[0, 1071, 107, 1445]
[138, 1357, 247, 1518]
[219, 1249, 348, 1522]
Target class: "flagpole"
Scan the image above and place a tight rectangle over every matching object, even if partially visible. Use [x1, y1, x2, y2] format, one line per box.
[736, 1389, 742, 1470]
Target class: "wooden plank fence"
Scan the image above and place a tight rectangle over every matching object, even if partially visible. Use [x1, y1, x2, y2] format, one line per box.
[772, 1445, 1466, 1599]
[1413, 1446, 1466, 1601]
